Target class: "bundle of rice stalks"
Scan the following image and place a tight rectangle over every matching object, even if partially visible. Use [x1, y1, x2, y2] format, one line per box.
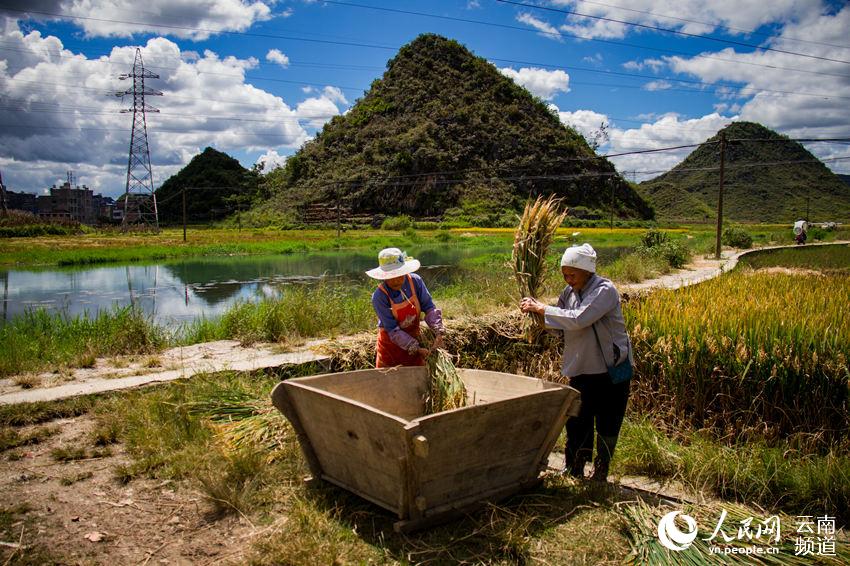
[420, 327, 468, 414]
[184, 392, 290, 460]
[512, 196, 567, 343]
[425, 349, 467, 413]
[619, 499, 850, 565]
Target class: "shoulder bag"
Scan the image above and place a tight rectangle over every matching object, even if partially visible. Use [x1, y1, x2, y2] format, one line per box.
[591, 322, 633, 384]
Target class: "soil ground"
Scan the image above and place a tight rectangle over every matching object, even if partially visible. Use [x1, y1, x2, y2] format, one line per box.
[1, 417, 258, 565]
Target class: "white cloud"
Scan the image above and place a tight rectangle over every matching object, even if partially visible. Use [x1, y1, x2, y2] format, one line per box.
[553, 105, 735, 180]
[8, 0, 275, 40]
[644, 80, 672, 91]
[255, 149, 288, 172]
[295, 87, 349, 129]
[659, 5, 850, 173]
[0, 24, 311, 197]
[265, 48, 289, 68]
[554, 108, 609, 142]
[607, 113, 735, 179]
[516, 13, 563, 42]
[552, 0, 813, 40]
[582, 53, 603, 65]
[622, 58, 664, 72]
[499, 67, 570, 100]
[321, 86, 348, 106]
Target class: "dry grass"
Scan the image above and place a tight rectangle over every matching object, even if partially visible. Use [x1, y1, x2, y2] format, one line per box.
[12, 374, 42, 389]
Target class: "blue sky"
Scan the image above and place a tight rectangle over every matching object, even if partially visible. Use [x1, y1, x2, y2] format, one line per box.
[1, 0, 849, 198]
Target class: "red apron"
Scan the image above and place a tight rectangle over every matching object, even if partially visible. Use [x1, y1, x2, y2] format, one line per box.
[375, 274, 424, 368]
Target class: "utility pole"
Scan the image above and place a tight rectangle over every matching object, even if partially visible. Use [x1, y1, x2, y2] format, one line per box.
[806, 192, 810, 223]
[182, 187, 187, 242]
[609, 177, 615, 230]
[116, 48, 162, 231]
[715, 132, 726, 260]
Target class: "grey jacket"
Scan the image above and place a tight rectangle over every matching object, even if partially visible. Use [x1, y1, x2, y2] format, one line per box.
[543, 273, 633, 378]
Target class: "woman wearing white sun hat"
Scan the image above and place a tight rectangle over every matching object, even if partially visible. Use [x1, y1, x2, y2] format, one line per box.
[520, 243, 632, 482]
[366, 248, 445, 368]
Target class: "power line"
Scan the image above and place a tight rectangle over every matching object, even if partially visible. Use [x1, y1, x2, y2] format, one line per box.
[6, 6, 850, 81]
[496, 0, 850, 65]
[556, 0, 850, 50]
[4, 43, 850, 107]
[319, 1, 850, 78]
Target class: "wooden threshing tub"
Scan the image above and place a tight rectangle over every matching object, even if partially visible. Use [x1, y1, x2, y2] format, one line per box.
[271, 366, 581, 532]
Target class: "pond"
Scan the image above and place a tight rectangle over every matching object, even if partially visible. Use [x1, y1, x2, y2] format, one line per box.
[0, 245, 631, 325]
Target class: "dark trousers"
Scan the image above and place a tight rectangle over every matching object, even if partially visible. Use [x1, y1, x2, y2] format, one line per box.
[565, 373, 631, 472]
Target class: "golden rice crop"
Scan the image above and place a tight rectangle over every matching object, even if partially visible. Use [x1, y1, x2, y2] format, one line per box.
[512, 195, 567, 343]
[626, 269, 850, 447]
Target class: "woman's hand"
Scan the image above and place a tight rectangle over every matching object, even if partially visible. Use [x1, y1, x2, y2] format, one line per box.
[432, 334, 444, 351]
[418, 347, 430, 358]
[520, 297, 546, 315]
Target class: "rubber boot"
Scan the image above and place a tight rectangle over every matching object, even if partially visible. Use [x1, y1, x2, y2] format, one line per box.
[591, 435, 619, 482]
[590, 457, 609, 482]
[567, 459, 587, 479]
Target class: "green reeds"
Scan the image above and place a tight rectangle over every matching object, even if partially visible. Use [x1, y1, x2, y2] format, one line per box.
[0, 306, 165, 377]
[512, 195, 567, 342]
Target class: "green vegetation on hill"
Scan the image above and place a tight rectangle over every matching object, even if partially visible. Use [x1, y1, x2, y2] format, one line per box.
[155, 147, 261, 223]
[258, 34, 653, 221]
[639, 121, 850, 222]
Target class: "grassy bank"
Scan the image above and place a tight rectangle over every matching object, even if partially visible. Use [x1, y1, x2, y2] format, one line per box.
[616, 418, 850, 523]
[740, 243, 850, 273]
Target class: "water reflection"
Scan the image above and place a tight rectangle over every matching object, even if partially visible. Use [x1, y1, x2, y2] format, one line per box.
[1, 246, 506, 325]
[1, 245, 630, 325]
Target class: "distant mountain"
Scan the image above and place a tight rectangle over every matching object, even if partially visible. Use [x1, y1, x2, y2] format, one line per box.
[155, 147, 260, 223]
[258, 34, 653, 222]
[638, 122, 850, 222]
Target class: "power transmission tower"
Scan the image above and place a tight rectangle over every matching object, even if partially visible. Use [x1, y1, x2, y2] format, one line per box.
[116, 48, 162, 230]
[0, 170, 8, 217]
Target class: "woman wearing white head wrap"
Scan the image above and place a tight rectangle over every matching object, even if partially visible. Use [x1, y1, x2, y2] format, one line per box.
[520, 243, 632, 482]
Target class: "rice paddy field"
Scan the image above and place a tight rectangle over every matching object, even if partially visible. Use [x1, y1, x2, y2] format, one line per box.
[2, 223, 844, 267]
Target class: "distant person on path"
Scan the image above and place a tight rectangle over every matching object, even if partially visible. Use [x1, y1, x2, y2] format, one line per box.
[367, 248, 444, 368]
[794, 220, 808, 245]
[520, 243, 633, 482]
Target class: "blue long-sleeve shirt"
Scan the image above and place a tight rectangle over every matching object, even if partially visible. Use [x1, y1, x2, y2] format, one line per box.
[371, 273, 443, 352]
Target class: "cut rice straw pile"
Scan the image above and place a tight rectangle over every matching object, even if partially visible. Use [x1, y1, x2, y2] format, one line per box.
[183, 392, 290, 461]
[512, 195, 567, 343]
